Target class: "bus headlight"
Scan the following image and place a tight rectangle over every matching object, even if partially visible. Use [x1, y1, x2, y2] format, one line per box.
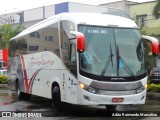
[79, 82, 100, 94]
[86, 86, 100, 94]
[144, 84, 147, 89]
[136, 87, 145, 94]
[79, 83, 86, 89]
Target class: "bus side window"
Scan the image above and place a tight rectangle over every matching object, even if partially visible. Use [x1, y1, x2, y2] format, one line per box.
[70, 44, 76, 62]
[69, 43, 77, 76]
[60, 20, 77, 76]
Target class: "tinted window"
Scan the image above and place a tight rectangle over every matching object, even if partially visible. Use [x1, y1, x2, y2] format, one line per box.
[60, 20, 75, 65]
[44, 23, 60, 57]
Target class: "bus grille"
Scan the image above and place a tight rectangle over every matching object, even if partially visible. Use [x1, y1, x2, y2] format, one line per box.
[99, 90, 136, 96]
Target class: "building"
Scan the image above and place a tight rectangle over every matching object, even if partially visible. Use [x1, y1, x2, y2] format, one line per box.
[0, 2, 108, 70]
[99, 0, 138, 18]
[130, 0, 160, 35]
[0, 2, 108, 28]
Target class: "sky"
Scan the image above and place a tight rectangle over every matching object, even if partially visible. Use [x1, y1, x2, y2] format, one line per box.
[0, 0, 155, 15]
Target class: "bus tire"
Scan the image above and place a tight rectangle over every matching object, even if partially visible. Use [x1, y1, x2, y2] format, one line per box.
[105, 105, 117, 111]
[16, 82, 27, 100]
[25, 93, 31, 101]
[52, 85, 71, 111]
[52, 86, 61, 109]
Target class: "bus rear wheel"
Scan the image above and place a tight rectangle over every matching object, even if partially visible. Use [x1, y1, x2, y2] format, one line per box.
[105, 105, 117, 111]
[16, 82, 31, 100]
[16, 82, 25, 100]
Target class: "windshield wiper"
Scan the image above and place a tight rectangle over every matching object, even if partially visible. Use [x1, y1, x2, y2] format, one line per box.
[101, 43, 114, 76]
[116, 46, 120, 76]
[117, 46, 136, 79]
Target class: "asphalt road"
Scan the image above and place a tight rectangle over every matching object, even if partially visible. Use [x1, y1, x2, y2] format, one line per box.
[0, 88, 160, 120]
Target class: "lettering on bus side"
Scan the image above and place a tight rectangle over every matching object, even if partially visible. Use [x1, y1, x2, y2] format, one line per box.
[31, 57, 54, 67]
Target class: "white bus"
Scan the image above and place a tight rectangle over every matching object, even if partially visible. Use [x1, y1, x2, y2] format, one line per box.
[7, 13, 159, 111]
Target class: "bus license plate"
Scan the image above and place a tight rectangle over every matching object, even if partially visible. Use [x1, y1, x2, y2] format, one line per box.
[112, 98, 124, 102]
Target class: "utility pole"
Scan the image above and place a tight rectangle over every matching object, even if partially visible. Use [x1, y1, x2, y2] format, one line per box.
[43, 3, 45, 19]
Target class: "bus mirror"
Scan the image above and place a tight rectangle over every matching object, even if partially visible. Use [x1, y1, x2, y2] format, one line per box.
[70, 31, 86, 53]
[142, 35, 159, 56]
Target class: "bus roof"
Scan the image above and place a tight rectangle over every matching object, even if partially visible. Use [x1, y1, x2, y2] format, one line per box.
[11, 13, 138, 40]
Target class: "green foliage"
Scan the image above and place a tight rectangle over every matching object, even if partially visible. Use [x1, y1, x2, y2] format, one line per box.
[0, 24, 25, 49]
[153, 0, 160, 19]
[147, 79, 151, 84]
[0, 75, 7, 84]
[147, 83, 160, 93]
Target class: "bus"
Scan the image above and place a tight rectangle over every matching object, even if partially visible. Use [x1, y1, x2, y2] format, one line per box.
[7, 13, 159, 111]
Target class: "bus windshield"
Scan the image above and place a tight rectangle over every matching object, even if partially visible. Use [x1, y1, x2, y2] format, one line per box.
[78, 25, 146, 80]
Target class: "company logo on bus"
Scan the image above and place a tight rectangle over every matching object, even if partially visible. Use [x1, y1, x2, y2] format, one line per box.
[31, 57, 54, 67]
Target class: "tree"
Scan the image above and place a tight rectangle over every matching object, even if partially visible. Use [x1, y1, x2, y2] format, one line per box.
[0, 24, 25, 49]
[153, 0, 160, 19]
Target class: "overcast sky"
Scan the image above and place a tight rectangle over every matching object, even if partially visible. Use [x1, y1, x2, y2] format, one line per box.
[0, 0, 155, 15]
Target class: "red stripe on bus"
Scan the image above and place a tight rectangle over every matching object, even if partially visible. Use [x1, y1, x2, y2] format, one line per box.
[21, 55, 29, 93]
[29, 69, 41, 93]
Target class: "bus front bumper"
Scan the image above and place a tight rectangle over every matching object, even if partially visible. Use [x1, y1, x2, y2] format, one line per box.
[78, 89, 146, 105]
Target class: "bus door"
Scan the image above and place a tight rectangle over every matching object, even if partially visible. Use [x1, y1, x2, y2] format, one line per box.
[60, 20, 78, 103]
[66, 41, 78, 104]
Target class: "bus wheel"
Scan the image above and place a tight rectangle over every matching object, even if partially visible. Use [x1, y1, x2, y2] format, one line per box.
[52, 86, 61, 109]
[25, 93, 31, 101]
[105, 105, 117, 111]
[52, 86, 71, 111]
[16, 82, 26, 100]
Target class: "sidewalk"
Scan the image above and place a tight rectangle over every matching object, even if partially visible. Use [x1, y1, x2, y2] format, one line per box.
[0, 85, 16, 96]
[0, 84, 7, 88]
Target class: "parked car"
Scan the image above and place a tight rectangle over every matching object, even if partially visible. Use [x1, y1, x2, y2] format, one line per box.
[0, 69, 7, 76]
[149, 67, 160, 84]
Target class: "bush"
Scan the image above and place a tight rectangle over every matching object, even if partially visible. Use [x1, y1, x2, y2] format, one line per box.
[147, 83, 160, 93]
[0, 75, 7, 84]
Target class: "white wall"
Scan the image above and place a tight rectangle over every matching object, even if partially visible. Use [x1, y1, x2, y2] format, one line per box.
[24, 7, 43, 22]
[69, 2, 108, 13]
[45, 5, 55, 18]
[23, 2, 108, 24]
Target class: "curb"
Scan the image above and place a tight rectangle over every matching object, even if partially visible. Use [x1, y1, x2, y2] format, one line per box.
[0, 85, 16, 96]
[0, 84, 7, 88]
[146, 92, 160, 100]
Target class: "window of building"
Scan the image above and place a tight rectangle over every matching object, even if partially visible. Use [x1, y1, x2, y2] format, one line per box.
[29, 32, 40, 38]
[137, 14, 147, 27]
[45, 36, 53, 41]
[29, 45, 39, 51]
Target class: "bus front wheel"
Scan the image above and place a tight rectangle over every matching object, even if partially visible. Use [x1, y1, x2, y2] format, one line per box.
[52, 86, 61, 109]
[105, 105, 117, 111]
[52, 86, 70, 110]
